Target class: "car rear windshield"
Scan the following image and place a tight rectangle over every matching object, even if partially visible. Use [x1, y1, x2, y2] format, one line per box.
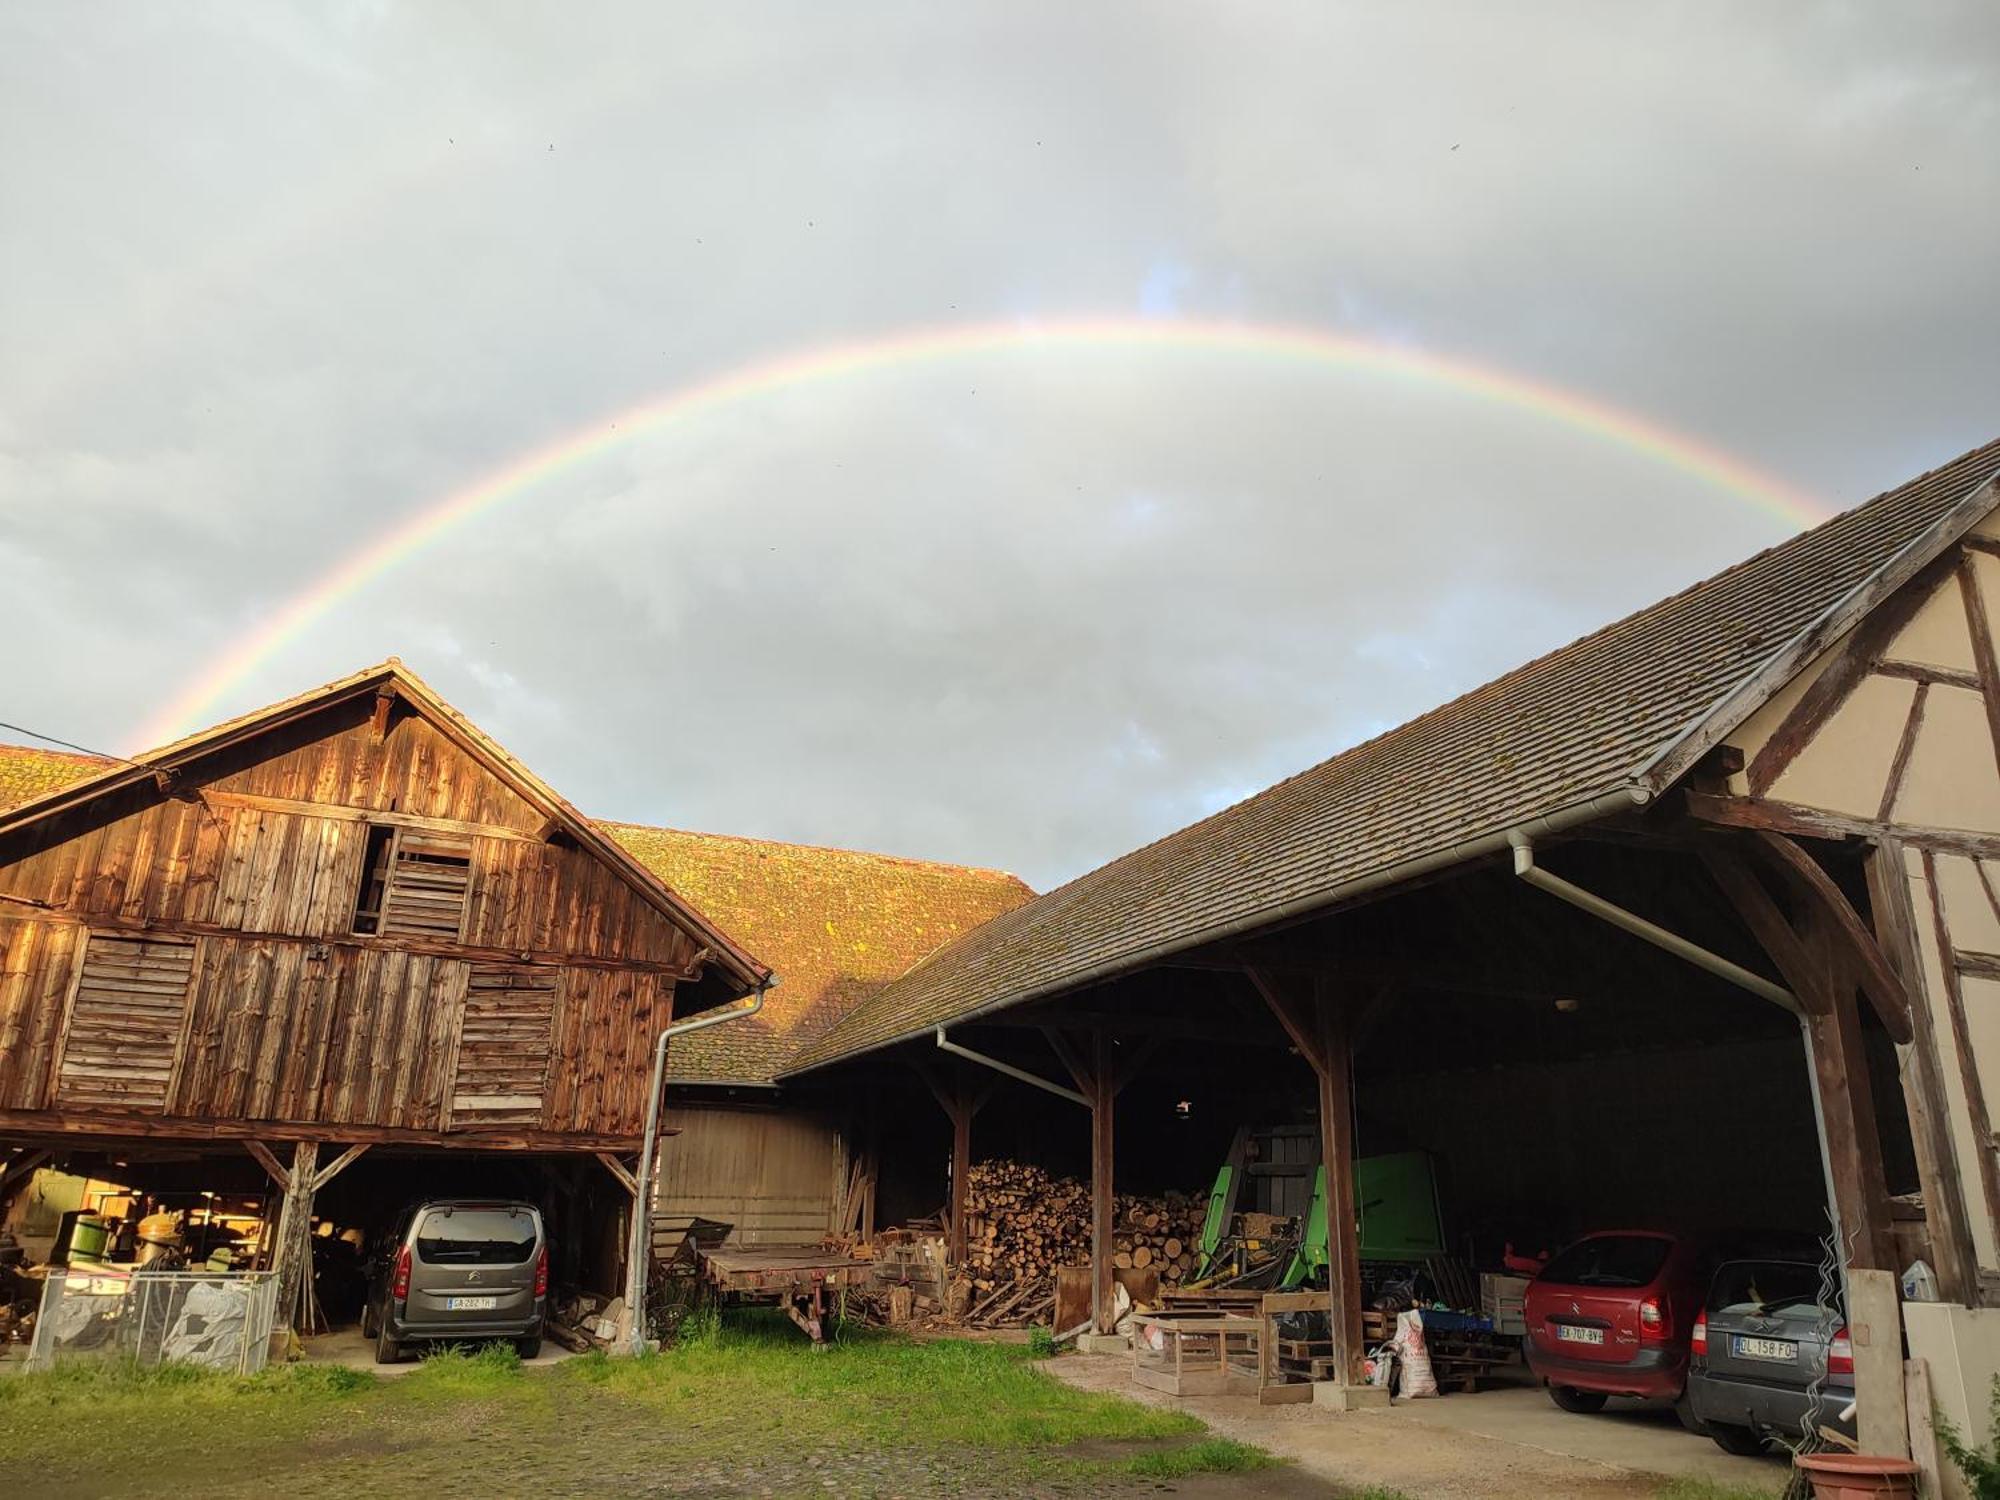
[1708, 1259, 1831, 1316]
[1540, 1235, 1671, 1289]
[415, 1208, 537, 1265]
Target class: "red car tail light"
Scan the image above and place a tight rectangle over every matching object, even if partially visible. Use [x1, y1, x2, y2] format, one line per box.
[1828, 1326, 1853, 1378]
[534, 1244, 548, 1297]
[1638, 1295, 1668, 1342]
[1690, 1311, 1707, 1357]
[391, 1244, 411, 1301]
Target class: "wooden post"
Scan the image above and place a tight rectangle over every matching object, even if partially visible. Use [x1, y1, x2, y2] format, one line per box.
[912, 1062, 997, 1268]
[1247, 967, 1369, 1390]
[1089, 1030, 1115, 1334]
[1314, 980, 1366, 1386]
[269, 1139, 320, 1339]
[1866, 840, 1979, 1303]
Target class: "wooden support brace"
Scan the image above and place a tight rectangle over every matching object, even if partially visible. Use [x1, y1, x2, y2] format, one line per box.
[244, 1139, 290, 1190]
[595, 1152, 639, 1197]
[0, 1147, 51, 1199]
[1750, 830, 1913, 1042]
[310, 1143, 370, 1193]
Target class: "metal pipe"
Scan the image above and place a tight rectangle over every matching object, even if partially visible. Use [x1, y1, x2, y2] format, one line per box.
[789, 786, 1652, 1077]
[1508, 834, 1800, 1013]
[936, 1028, 1089, 1107]
[622, 979, 770, 1354]
[1507, 839, 1844, 1281]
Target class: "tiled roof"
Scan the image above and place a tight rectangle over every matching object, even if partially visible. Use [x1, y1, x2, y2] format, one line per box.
[0, 741, 1034, 1086]
[603, 824, 1033, 1083]
[0, 743, 110, 810]
[786, 435, 2000, 1075]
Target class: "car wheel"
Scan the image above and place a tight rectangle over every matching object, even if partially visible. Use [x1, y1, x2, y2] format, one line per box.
[373, 1319, 403, 1365]
[1707, 1423, 1768, 1456]
[1674, 1394, 1710, 1434]
[515, 1334, 542, 1360]
[1549, 1385, 1610, 1414]
[359, 1301, 378, 1340]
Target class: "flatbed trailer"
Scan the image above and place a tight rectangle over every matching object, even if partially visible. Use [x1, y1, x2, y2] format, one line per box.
[698, 1246, 874, 1343]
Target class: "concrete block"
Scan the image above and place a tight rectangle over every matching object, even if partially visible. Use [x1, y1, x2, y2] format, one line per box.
[1313, 1382, 1391, 1411]
[1075, 1332, 1131, 1355]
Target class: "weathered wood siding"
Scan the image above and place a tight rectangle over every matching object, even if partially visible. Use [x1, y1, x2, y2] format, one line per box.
[652, 1105, 842, 1249]
[0, 697, 701, 1147]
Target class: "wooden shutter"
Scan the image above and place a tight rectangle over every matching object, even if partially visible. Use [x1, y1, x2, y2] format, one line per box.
[448, 964, 557, 1127]
[378, 829, 474, 939]
[55, 935, 196, 1111]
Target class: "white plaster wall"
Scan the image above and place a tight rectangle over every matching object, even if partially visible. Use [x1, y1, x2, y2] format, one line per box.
[1769, 673, 1916, 817]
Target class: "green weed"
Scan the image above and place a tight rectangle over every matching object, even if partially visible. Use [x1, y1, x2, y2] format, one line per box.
[1124, 1437, 1272, 1477]
[1653, 1479, 1783, 1500]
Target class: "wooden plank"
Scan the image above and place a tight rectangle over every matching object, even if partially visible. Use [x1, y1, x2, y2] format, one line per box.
[1751, 830, 1913, 1042]
[1957, 551, 2000, 787]
[243, 1138, 290, 1188]
[1879, 682, 1929, 823]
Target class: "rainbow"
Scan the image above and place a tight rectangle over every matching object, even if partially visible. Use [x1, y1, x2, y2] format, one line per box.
[134, 316, 1831, 749]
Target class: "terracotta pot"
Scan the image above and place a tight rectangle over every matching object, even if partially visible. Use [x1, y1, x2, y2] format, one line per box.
[1793, 1452, 1922, 1500]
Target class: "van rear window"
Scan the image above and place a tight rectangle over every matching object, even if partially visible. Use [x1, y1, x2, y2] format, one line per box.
[1540, 1235, 1670, 1289]
[1708, 1260, 1829, 1316]
[415, 1208, 537, 1265]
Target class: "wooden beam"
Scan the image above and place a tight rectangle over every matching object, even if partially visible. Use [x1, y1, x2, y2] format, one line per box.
[0, 1109, 670, 1153]
[1745, 552, 1956, 795]
[1919, 849, 2000, 1251]
[1112, 1036, 1161, 1096]
[1873, 660, 1981, 691]
[243, 1139, 290, 1190]
[1700, 844, 1896, 1270]
[1878, 681, 1929, 823]
[1041, 1028, 1092, 1097]
[595, 1151, 639, 1197]
[270, 1140, 320, 1338]
[1244, 966, 1326, 1073]
[1313, 983, 1366, 1386]
[1684, 788, 2000, 859]
[370, 687, 395, 741]
[310, 1143, 370, 1193]
[0, 1147, 51, 1199]
[1088, 1029, 1114, 1334]
[1750, 829, 1913, 1042]
[1867, 841, 1980, 1305]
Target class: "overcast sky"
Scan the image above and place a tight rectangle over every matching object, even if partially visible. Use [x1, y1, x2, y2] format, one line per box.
[3, 3, 1996, 890]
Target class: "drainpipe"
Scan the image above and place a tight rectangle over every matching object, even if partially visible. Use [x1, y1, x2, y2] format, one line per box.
[936, 1027, 1089, 1107]
[1507, 835, 1843, 1280]
[622, 979, 770, 1354]
[1508, 834, 1799, 1014]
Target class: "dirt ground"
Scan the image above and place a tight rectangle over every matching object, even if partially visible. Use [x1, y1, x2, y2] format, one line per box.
[1047, 1352, 1786, 1500]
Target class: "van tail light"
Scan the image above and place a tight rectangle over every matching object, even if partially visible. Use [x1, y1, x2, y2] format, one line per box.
[1827, 1326, 1853, 1379]
[391, 1244, 411, 1301]
[1690, 1311, 1707, 1357]
[534, 1244, 548, 1298]
[1638, 1295, 1668, 1343]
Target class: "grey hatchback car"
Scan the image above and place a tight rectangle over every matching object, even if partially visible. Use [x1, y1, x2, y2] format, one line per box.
[361, 1200, 547, 1363]
[1685, 1257, 1855, 1455]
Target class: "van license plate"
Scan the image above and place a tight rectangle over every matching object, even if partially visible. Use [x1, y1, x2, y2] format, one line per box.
[1731, 1335, 1797, 1361]
[1556, 1324, 1605, 1345]
[447, 1295, 498, 1311]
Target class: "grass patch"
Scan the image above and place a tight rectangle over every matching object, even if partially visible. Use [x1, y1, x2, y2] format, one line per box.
[1654, 1480, 1784, 1500]
[1124, 1437, 1272, 1478]
[0, 1307, 1238, 1499]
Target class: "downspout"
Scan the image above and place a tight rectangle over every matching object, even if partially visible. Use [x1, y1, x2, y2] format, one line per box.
[622, 978, 771, 1354]
[1507, 834, 1843, 1273]
[936, 1027, 1089, 1107]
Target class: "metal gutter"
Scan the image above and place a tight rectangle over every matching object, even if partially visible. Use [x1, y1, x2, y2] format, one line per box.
[782, 784, 1651, 1078]
[936, 1027, 1088, 1107]
[623, 978, 772, 1353]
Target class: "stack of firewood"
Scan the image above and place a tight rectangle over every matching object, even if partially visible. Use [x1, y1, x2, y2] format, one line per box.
[960, 1160, 1201, 1292]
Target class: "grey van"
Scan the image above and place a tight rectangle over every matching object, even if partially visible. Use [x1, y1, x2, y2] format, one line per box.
[361, 1200, 547, 1363]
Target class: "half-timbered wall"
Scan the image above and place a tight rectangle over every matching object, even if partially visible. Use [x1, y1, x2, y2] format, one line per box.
[0, 697, 699, 1147]
[1724, 505, 2000, 1289]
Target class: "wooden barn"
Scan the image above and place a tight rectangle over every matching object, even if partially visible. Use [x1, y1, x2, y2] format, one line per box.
[0, 661, 771, 1334]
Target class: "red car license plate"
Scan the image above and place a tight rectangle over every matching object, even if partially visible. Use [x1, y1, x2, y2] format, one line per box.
[1556, 1324, 1605, 1345]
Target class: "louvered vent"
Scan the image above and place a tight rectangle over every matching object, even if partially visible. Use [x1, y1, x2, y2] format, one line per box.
[449, 964, 557, 1126]
[55, 935, 196, 1111]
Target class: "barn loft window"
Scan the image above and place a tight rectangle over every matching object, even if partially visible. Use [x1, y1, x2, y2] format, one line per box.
[350, 826, 474, 939]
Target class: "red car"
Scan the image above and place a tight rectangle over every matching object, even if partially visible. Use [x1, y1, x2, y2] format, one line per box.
[1524, 1230, 1709, 1413]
